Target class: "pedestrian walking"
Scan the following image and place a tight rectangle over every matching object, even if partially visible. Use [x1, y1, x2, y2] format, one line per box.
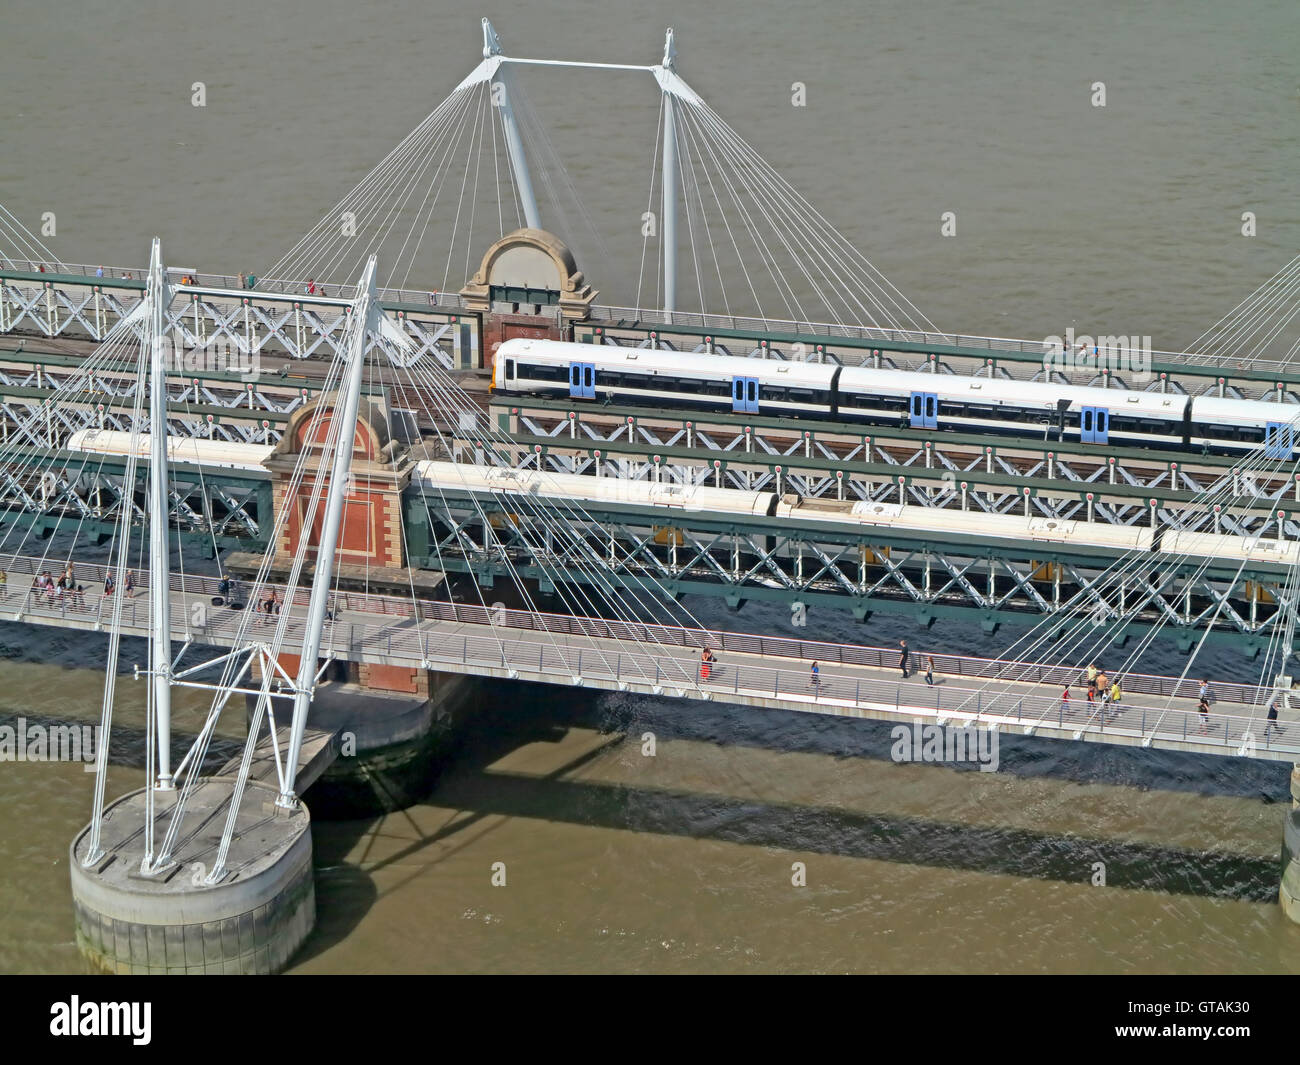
[924, 655, 935, 686]
[810, 661, 820, 694]
[1267, 698, 1284, 739]
[1094, 670, 1109, 702]
[1061, 685, 1071, 714]
[1198, 697, 1210, 732]
[898, 639, 910, 679]
[1085, 663, 1098, 688]
[700, 647, 715, 681]
[124, 570, 135, 599]
[103, 571, 115, 598]
[1109, 678, 1122, 706]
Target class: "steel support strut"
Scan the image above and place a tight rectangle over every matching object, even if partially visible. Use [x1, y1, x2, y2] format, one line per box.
[146, 240, 175, 790]
[278, 258, 380, 807]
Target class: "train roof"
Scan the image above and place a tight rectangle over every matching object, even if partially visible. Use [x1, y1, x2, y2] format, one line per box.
[778, 497, 1154, 551]
[412, 460, 776, 516]
[836, 364, 1188, 418]
[497, 337, 838, 389]
[1188, 395, 1300, 428]
[64, 429, 273, 471]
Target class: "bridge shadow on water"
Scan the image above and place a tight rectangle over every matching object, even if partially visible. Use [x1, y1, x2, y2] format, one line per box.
[303, 680, 1288, 920]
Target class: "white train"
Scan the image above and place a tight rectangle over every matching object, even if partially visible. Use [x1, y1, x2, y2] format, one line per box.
[412, 461, 1299, 570]
[58, 434, 1295, 570]
[493, 337, 1300, 459]
[64, 429, 274, 471]
[411, 461, 774, 516]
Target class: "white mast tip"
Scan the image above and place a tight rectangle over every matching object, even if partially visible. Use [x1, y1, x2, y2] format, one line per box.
[482, 18, 503, 58]
[662, 28, 677, 69]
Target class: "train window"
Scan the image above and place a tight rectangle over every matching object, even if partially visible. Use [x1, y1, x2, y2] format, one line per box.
[1098, 410, 1109, 441]
[760, 385, 788, 402]
[997, 405, 1035, 424]
[504, 358, 515, 382]
[789, 389, 814, 403]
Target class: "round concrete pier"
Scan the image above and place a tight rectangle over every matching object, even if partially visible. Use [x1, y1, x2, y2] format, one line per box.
[70, 777, 314, 974]
[1284, 767, 1300, 923]
[1281, 809, 1300, 923]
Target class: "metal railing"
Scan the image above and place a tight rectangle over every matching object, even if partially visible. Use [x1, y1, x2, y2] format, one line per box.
[584, 304, 1297, 378]
[6, 573, 1292, 758]
[0, 548, 1278, 709]
[4, 259, 1291, 378]
[0, 259, 468, 313]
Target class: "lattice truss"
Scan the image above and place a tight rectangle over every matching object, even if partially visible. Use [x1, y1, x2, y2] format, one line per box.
[0, 462, 263, 539]
[508, 411, 1300, 539]
[0, 277, 457, 369]
[408, 484, 1295, 638]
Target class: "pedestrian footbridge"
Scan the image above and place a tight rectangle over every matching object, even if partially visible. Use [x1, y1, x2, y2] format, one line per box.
[4, 550, 1294, 764]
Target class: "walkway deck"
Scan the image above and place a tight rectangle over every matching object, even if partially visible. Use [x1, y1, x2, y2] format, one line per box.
[4, 551, 1296, 764]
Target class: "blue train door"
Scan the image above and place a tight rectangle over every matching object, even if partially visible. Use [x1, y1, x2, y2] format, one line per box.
[732, 376, 759, 414]
[1266, 421, 1294, 459]
[909, 391, 937, 429]
[1081, 406, 1109, 444]
[569, 362, 595, 399]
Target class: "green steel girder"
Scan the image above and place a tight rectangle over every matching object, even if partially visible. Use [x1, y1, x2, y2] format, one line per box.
[502, 431, 1297, 520]
[404, 484, 1300, 646]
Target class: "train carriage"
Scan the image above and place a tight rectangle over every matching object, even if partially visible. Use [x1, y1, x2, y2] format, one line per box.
[494, 337, 1299, 461]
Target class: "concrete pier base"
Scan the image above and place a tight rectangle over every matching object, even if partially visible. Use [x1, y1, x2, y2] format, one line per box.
[253, 670, 479, 818]
[70, 778, 314, 974]
[1282, 765, 1300, 922]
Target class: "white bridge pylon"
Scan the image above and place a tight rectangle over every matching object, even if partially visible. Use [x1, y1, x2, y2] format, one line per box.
[269, 17, 934, 333]
[458, 18, 694, 311]
[82, 250, 414, 881]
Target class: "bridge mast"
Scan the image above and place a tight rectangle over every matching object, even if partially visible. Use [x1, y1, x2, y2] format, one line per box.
[277, 256, 380, 808]
[483, 18, 542, 231]
[145, 239, 174, 790]
[660, 28, 678, 316]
